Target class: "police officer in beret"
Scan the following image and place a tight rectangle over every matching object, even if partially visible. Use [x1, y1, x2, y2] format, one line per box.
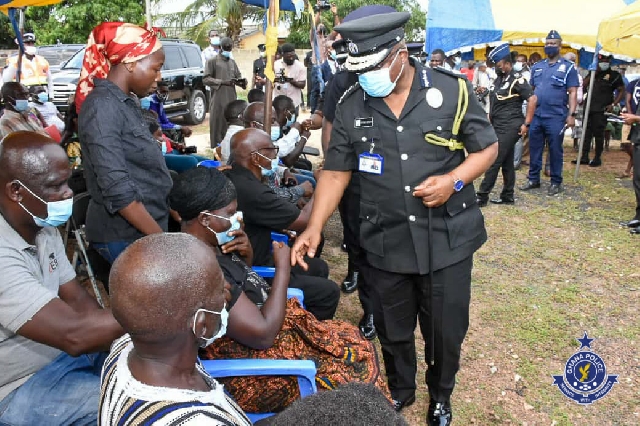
[291, 11, 498, 425]
[522, 30, 579, 196]
[251, 43, 267, 90]
[476, 43, 537, 206]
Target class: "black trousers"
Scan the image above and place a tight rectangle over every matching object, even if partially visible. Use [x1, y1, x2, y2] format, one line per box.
[582, 111, 607, 160]
[289, 258, 340, 320]
[633, 143, 640, 221]
[337, 175, 373, 316]
[477, 125, 520, 201]
[361, 256, 473, 403]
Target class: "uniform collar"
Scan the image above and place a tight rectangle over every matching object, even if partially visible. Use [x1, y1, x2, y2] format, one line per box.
[0, 212, 37, 251]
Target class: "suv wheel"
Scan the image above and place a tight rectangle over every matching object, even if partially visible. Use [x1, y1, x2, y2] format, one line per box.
[185, 89, 206, 125]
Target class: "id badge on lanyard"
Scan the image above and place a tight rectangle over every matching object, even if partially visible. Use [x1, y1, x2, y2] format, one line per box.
[358, 139, 384, 175]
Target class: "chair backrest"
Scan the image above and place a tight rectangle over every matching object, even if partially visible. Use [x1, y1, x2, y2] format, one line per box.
[71, 191, 91, 229]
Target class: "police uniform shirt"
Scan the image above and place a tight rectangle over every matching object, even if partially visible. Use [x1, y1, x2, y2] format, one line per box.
[253, 58, 267, 82]
[323, 70, 358, 124]
[490, 69, 533, 132]
[324, 59, 498, 275]
[587, 68, 624, 112]
[530, 58, 579, 119]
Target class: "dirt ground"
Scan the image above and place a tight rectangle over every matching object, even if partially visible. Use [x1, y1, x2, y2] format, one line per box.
[77, 122, 639, 424]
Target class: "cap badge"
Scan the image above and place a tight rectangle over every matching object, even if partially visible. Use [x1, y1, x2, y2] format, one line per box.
[348, 40, 359, 55]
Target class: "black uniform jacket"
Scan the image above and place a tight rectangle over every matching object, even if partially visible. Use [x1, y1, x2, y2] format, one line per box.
[324, 60, 498, 274]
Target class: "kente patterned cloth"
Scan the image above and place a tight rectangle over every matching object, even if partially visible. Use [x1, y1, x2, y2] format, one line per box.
[201, 298, 391, 413]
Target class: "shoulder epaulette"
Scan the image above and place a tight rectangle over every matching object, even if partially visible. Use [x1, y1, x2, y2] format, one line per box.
[338, 82, 361, 105]
[432, 67, 466, 80]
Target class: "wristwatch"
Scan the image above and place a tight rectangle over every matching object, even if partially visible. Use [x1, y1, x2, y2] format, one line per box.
[570, 112, 577, 117]
[450, 174, 464, 192]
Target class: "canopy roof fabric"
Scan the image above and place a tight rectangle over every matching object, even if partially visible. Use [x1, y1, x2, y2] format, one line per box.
[0, 0, 62, 14]
[598, 0, 640, 59]
[426, 0, 637, 56]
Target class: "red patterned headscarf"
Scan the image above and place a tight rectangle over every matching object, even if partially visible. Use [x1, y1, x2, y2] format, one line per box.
[75, 22, 163, 113]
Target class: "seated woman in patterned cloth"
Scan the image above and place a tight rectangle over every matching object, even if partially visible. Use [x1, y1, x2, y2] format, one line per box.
[169, 166, 390, 413]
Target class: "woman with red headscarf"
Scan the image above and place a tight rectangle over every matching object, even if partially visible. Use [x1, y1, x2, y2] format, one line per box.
[77, 22, 173, 265]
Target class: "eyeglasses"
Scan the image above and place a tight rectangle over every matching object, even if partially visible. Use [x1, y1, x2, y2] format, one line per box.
[201, 211, 243, 222]
[252, 148, 279, 161]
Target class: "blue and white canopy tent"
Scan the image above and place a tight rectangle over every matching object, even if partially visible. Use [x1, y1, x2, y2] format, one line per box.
[425, 0, 638, 63]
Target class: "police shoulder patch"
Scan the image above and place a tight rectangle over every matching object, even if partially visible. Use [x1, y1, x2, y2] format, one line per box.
[338, 82, 361, 105]
[432, 67, 466, 80]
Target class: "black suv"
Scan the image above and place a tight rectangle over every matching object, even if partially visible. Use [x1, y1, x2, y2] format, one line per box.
[51, 39, 208, 124]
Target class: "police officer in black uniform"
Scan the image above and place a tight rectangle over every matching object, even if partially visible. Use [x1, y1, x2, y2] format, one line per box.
[251, 43, 267, 90]
[476, 44, 536, 206]
[291, 12, 498, 425]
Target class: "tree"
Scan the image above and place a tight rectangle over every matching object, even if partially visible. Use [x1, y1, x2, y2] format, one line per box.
[22, 0, 146, 44]
[286, 0, 426, 48]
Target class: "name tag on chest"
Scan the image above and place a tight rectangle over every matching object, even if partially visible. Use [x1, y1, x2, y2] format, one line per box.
[354, 117, 373, 128]
[358, 153, 384, 175]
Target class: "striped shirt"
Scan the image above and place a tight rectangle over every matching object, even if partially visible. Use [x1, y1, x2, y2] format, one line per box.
[99, 335, 251, 426]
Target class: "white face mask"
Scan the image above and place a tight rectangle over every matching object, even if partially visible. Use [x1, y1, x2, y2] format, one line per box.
[598, 62, 610, 71]
[193, 303, 228, 348]
[513, 62, 524, 72]
[25, 45, 37, 56]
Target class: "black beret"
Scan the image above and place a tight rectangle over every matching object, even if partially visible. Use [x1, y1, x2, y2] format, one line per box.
[281, 43, 295, 53]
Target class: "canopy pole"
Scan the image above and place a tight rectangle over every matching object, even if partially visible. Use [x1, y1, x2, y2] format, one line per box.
[145, 0, 152, 29]
[574, 69, 596, 181]
[16, 7, 25, 84]
[264, 0, 278, 134]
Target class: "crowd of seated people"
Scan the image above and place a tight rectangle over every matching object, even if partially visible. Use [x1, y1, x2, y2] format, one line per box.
[0, 19, 400, 425]
[170, 166, 388, 412]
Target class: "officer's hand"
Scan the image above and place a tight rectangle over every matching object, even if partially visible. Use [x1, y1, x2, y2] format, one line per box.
[519, 124, 528, 136]
[566, 115, 576, 128]
[413, 175, 455, 208]
[291, 228, 322, 269]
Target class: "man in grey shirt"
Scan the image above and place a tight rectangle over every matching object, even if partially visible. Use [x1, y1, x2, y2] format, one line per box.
[0, 132, 123, 425]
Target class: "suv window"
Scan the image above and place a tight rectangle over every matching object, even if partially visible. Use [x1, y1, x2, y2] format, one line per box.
[163, 46, 184, 70]
[183, 46, 202, 68]
[63, 47, 85, 70]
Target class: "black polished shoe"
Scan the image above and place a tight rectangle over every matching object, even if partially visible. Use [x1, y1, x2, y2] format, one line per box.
[571, 158, 590, 165]
[476, 196, 488, 207]
[620, 219, 640, 228]
[427, 400, 452, 426]
[341, 271, 359, 293]
[548, 183, 563, 196]
[358, 313, 377, 340]
[631, 227, 640, 234]
[490, 197, 515, 205]
[340, 241, 348, 252]
[589, 158, 602, 167]
[520, 181, 541, 191]
[392, 394, 416, 412]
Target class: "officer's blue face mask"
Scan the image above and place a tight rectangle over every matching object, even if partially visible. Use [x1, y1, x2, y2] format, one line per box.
[37, 92, 49, 103]
[221, 51, 232, 59]
[140, 96, 152, 110]
[513, 62, 524, 72]
[254, 151, 279, 177]
[14, 180, 73, 227]
[544, 45, 560, 58]
[358, 49, 405, 98]
[203, 211, 243, 246]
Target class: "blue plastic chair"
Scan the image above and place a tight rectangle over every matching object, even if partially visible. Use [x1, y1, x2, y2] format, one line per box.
[201, 359, 317, 423]
[198, 159, 221, 168]
[253, 232, 305, 308]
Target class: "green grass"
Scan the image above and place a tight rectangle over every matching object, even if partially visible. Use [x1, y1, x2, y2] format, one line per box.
[324, 144, 640, 425]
